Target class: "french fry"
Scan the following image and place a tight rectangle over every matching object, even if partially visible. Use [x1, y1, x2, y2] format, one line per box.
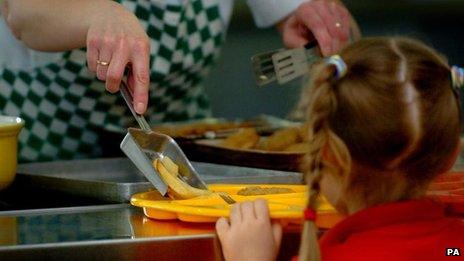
[221, 128, 260, 150]
[153, 157, 211, 199]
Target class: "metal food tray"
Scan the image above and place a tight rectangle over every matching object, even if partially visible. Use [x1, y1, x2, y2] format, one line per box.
[183, 139, 304, 171]
[106, 115, 299, 138]
[16, 158, 302, 203]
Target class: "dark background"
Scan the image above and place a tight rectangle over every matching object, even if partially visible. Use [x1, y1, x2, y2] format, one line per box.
[204, 1, 464, 119]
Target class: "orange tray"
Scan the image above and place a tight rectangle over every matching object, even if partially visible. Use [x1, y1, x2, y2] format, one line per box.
[429, 172, 464, 215]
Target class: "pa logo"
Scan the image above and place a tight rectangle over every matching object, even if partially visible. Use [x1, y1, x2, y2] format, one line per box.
[446, 248, 461, 256]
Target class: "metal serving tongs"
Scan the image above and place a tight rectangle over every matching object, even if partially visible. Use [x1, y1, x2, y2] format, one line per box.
[118, 81, 235, 204]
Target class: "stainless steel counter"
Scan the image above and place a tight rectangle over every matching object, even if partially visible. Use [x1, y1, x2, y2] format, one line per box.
[3, 157, 463, 260]
[0, 158, 304, 260]
[0, 204, 301, 261]
[0, 204, 219, 260]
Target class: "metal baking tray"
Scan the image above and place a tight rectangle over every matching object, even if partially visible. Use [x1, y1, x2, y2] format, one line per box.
[16, 158, 302, 203]
[106, 115, 298, 139]
[182, 139, 304, 171]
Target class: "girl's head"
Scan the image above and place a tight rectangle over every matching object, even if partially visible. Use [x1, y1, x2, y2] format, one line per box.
[298, 37, 462, 261]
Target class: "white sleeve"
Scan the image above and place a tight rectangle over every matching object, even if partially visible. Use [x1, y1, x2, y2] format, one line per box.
[246, 0, 309, 28]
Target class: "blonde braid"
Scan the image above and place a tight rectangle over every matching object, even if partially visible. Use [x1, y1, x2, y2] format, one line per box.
[299, 64, 338, 261]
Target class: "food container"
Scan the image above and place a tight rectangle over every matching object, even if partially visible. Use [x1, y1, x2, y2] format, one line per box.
[0, 116, 24, 191]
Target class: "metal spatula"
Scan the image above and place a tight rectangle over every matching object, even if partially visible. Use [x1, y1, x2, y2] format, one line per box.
[251, 47, 284, 86]
[118, 81, 207, 196]
[251, 41, 321, 86]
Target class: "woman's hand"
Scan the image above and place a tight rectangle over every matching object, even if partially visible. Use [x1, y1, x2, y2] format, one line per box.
[86, 6, 150, 114]
[279, 0, 351, 56]
[4, 0, 151, 114]
[216, 200, 282, 261]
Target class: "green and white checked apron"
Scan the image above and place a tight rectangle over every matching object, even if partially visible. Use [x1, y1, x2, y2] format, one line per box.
[0, 0, 225, 162]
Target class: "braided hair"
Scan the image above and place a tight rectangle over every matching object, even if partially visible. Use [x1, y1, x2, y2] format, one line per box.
[297, 37, 461, 261]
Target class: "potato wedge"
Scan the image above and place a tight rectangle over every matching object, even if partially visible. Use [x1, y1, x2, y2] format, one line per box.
[154, 157, 211, 199]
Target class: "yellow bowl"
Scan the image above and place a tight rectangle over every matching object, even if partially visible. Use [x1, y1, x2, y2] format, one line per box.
[0, 115, 25, 191]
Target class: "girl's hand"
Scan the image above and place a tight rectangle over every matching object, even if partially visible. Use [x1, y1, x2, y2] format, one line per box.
[279, 0, 351, 56]
[86, 4, 150, 114]
[216, 200, 283, 261]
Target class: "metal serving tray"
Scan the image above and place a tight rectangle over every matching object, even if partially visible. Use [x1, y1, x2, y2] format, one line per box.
[16, 158, 302, 203]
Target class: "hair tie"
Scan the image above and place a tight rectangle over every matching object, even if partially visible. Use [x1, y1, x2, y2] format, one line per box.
[451, 66, 464, 89]
[304, 208, 317, 221]
[325, 55, 347, 79]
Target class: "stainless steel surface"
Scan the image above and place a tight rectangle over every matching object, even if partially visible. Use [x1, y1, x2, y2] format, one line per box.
[0, 204, 301, 260]
[120, 80, 169, 195]
[0, 204, 221, 260]
[17, 158, 302, 203]
[273, 42, 320, 84]
[251, 42, 320, 86]
[120, 81, 151, 131]
[120, 130, 168, 195]
[251, 48, 282, 86]
[0, 204, 127, 217]
[0, 181, 109, 211]
[121, 128, 208, 191]
[120, 81, 209, 195]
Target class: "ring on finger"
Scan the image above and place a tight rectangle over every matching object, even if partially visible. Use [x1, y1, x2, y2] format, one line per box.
[96, 59, 110, 66]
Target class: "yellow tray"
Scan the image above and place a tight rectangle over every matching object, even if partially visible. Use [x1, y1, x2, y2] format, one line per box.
[131, 184, 337, 223]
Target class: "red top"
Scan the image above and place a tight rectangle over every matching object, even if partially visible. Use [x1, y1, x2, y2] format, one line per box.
[317, 199, 464, 261]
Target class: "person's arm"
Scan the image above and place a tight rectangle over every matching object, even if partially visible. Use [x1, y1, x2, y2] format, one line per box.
[5, 0, 121, 51]
[2, 0, 150, 114]
[246, 0, 307, 29]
